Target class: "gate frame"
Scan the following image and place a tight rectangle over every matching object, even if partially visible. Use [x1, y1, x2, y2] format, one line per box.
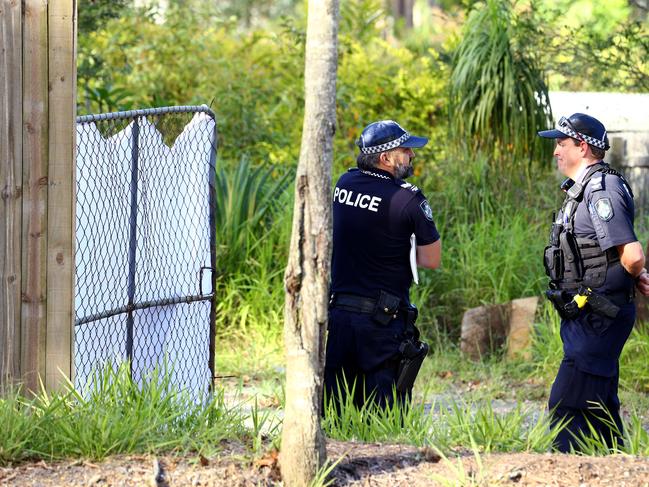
[74, 105, 218, 387]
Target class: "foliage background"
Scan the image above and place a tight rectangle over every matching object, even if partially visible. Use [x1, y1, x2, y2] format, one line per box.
[76, 0, 648, 346]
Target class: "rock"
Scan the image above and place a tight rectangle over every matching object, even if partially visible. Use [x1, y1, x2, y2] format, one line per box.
[152, 458, 169, 487]
[506, 296, 539, 360]
[460, 303, 510, 360]
[461, 297, 540, 360]
[508, 469, 523, 482]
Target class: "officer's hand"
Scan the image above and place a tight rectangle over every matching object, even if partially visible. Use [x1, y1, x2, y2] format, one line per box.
[636, 268, 649, 296]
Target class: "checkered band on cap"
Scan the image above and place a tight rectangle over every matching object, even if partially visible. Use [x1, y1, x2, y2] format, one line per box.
[360, 131, 411, 154]
[557, 124, 608, 150]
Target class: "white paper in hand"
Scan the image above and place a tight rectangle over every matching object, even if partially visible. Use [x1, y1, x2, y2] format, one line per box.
[410, 233, 419, 285]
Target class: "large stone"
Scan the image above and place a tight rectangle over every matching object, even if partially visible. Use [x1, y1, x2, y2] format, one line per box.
[506, 296, 539, 360]
[460, 303, 510, 361]
[460, 297, 541, 361]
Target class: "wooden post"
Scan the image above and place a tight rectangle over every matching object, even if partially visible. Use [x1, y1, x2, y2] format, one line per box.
[21, 0, 49, 393]
[0, 0, 76, 393]
[45, 0, 76, 391]
[0, 0, 23, 387]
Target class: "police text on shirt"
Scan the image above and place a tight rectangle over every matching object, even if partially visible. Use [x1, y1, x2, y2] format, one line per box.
[333, 187, 382, 212]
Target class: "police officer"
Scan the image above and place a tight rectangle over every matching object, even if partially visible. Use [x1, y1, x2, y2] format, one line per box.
[324, 120, 441, 411]
[538, 113, 649, 452]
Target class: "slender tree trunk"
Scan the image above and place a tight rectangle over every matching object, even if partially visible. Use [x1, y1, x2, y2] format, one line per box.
[280, 1, 339, 485]
[390, 0, 414, 28]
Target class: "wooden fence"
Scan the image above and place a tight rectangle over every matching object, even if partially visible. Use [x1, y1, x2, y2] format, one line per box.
[1, 0, 76, 393]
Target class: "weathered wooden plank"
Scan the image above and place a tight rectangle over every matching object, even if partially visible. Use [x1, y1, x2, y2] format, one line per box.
[0, 0, 23, 389]
[45, 0, 76, 391]
[21, 0, 49, 393]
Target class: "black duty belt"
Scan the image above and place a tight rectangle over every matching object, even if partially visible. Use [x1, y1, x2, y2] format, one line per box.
[328, 292, 417, 322]
[546, 286, 635, 320]
[555, 287, 635, 306]
[329, 293, 377, 314]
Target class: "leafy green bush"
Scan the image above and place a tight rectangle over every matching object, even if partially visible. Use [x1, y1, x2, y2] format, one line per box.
[77, 0, 449, 169]
[450, 0, 553, 161]
[412, 147, 559, 333]
[533, 0, 648, 93]
[215, 158, 293, 277]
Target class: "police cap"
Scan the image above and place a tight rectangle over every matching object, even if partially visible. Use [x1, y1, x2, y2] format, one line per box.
[538, 113, 610, 150]
[356, 120, 428, 155]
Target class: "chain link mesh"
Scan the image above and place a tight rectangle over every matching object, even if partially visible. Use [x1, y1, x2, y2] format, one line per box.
[75, 106, 217, 398]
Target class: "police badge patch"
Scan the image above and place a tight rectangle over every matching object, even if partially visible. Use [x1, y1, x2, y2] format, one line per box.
[420, 200, 433, 221]
[594, 197, 614, 221]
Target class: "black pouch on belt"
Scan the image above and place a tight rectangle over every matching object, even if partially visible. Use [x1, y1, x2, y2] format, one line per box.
[372, 290, 401, 326]
[578, 287, 620, 319]
[396, 339, 429, 393]
[545, 289, 580, 319]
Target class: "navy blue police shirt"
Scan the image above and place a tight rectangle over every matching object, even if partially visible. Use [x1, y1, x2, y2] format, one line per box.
[560, 168, 637, 377]
[330, 168, 440, 304]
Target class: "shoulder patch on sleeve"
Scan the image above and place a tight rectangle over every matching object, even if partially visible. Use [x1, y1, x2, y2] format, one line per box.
[419, 200, 434, 221]
[594, 197, 614, 221]
[588, 202, 607, 239]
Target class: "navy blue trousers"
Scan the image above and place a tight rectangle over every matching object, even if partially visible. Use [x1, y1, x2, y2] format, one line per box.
[549, 358, 624, 452]
[324, 308, 408, 411]
[548, 304, 635, 453]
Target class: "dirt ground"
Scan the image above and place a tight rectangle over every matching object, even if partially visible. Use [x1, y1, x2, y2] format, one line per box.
[3, 440, 649, 487]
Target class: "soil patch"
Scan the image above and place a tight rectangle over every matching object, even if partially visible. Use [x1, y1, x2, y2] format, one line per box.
[2, 440, 649, 486]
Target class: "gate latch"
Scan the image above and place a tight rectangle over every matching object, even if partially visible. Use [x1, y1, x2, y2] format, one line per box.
[199, 266, 215, 296]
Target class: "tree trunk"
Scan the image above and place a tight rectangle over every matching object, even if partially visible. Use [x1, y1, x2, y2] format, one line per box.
[390, 0, 414, 29]
[280, 1, 339, 486]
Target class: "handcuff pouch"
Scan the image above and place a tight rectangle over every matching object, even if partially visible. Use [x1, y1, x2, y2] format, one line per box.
[372, 290, 400, 326]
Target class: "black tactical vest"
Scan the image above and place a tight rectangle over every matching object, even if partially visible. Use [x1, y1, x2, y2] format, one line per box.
[543, 163, 631, 291]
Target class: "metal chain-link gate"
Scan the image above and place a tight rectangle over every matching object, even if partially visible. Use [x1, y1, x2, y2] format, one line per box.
[75, 106, 217, 397]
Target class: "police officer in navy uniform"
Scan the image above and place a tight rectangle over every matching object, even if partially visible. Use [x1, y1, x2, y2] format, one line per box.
[538, 113, 649, 452]
[324, 120, 441, 411]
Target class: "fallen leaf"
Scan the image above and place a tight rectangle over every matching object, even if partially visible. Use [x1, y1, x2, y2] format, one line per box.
[255, 449, 279, 469]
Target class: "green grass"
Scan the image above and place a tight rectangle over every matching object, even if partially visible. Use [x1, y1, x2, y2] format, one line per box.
[322, 379, 562, 453]
[322, 377, 649, 457]
[215, 158, 293, 279]
[3, 325, 648, 469]
[0, 389, 43, 465]
[0, 363, 276, 466]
